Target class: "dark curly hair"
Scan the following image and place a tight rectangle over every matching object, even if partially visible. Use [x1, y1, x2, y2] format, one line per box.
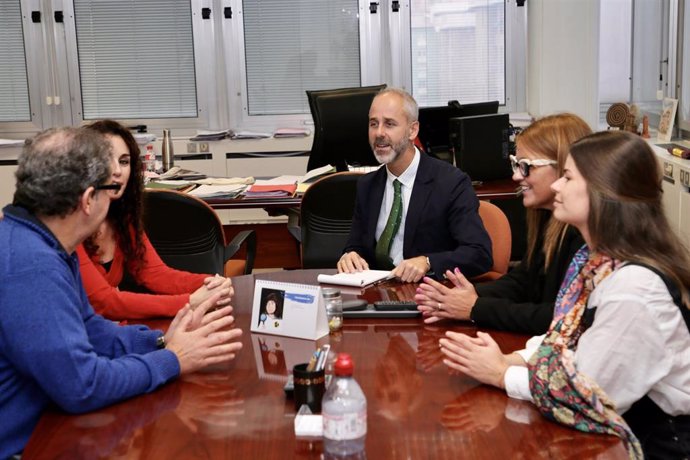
[83, 120, 146, 274]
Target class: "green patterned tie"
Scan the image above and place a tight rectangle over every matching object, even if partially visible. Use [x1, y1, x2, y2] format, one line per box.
[375, 179, 402, 269]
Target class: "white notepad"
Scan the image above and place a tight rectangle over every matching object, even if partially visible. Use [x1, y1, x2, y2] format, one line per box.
[317, 270, 392, 287]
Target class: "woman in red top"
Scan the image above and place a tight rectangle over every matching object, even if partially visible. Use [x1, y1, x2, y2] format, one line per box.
[77, 120, 232, 320]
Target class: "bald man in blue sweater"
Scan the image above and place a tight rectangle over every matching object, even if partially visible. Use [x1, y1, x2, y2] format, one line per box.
[0, 128, 243, 458]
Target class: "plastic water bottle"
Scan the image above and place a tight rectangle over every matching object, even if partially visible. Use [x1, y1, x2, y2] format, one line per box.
[322, 353, 367, 457]
[144, 145, 156, 172]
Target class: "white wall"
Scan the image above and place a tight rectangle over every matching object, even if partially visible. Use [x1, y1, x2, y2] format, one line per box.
[526, 0, 601, 128]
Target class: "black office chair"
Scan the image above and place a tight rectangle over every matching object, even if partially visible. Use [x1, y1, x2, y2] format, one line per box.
[142, 189, 256, 276]
[306, 84, 386, 172]
[291, 172, 363, 269]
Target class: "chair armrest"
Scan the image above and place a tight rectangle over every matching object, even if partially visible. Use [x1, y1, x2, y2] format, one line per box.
[224, 230, 257, 275]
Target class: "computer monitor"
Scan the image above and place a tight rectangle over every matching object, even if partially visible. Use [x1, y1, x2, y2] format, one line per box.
[449, 113, 513, 182]
[417, 101, 498, 157]
[306, 84, 386, 172]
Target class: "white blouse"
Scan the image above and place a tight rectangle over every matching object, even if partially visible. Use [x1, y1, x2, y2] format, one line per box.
[504, 264, 690, 416]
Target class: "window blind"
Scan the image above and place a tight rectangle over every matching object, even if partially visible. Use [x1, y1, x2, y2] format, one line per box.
[411, 0, 505, 108]
[0, 0, 31, 122]
[74, 0, 198, 119]
[242, 0, 361, 116]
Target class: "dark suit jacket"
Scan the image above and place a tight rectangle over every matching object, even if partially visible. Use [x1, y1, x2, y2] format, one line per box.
[471, 225, 585, 334]
[343, 152, 492, 278]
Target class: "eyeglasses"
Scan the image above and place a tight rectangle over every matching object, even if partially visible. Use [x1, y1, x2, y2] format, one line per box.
[95, 183, 122, 192]
[509, 155, 557, 177]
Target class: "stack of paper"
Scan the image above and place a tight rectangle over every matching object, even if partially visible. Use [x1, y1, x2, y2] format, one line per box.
[157, 166, 207, 181]
[145, 180, 196, 192]
[273, 127, 311, 138]
[190, 130, 230, 141]
[188, 184, 247, 199]
[244, 183, 297, 198]
[229, 130, 272, 140]
[133, 133, 156, 145]
[295, 164, 336, 194]
[195, 177, 255, 186]
[0, 139, 26, 148]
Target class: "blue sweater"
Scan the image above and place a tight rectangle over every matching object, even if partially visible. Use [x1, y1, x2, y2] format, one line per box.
[0, 206, 180, 458]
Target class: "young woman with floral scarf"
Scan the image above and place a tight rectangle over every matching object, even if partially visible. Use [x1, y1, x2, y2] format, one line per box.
[439, 131, 690, 459]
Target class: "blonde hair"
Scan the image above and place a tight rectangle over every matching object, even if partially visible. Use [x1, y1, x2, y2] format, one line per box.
[515, 113, 592, 268]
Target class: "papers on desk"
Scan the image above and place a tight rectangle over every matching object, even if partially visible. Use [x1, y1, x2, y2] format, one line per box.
[0, 139, 25, 148]
[229, 130, 272, 140]
[133, 133, 156, 145]
[317, 270, 393, 287]
[245, 183, 297, 198]
[273, 127, 311, 138]
[145, 180, 196, 192]
[301, 164, 335, 183]
[190, 130, 231, 141]
[157, 166, 207, 181]
[195, 176, 255, 186]
[188, 184, 247, 199]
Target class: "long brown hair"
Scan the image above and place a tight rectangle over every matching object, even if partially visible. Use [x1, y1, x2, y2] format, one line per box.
[83, 120, 145, 274]
[516, 113, 592, 268]
[570, 131, 690, 307]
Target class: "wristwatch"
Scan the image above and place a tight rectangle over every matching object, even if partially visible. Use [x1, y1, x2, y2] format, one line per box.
[156, 334, 166, 349]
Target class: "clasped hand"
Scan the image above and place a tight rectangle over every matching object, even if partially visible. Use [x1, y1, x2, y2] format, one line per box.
[439, 331, 508, 389]
[415, 268, 478, 323]
[189, 275, 234, 311]
[164, 291, 243, 375]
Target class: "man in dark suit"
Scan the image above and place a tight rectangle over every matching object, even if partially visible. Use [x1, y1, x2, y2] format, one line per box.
[338, 88, 492, 283]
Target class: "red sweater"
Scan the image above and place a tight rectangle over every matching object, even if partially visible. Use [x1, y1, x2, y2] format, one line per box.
[77, 231, 208, 320]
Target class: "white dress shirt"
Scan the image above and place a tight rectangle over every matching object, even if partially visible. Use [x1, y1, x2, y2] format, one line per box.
[375, 148, 421, 266]
[504, 264, 690, 416]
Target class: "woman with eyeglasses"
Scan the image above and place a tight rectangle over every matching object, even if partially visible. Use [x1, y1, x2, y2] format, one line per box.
[76, 120, 233, 320]
[439, 131, 690, 459]
[415, 113, 591, 334]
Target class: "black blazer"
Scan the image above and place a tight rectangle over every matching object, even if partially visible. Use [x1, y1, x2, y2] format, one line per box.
[343, 152, 492, 278]
[471, 225, 585, 335]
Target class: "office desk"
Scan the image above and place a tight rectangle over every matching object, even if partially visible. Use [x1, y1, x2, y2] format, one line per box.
[204, 178, 519, 210]
[209, 178, 522, 268]
[23, 270, 625, 459]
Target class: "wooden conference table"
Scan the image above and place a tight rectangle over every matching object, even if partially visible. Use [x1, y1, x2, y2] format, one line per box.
[23, 270, 626, 459]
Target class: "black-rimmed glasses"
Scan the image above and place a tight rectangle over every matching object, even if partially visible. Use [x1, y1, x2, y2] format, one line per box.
[95, 183, 122, 192]
[509, 155, 557, 177]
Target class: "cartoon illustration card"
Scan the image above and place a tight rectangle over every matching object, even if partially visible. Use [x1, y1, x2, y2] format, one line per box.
[250, 280, 329, 340]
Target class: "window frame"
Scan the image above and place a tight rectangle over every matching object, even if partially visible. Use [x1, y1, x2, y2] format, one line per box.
[224, 0, 526, 131]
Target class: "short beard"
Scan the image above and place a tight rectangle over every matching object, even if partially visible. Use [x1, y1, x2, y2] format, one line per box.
[372, 136, 411, 165]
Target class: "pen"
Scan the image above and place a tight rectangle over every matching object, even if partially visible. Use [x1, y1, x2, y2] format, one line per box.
[315, 344, 331, 372]
[306, 350, 320, 372]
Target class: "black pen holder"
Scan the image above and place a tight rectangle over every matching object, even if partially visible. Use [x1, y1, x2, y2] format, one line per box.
[292, 363, 325, 413]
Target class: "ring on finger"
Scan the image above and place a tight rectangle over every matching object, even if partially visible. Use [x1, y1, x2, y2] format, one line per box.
[437, 302, 442, 311]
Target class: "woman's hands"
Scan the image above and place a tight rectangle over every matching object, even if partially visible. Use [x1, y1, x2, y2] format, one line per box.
[415, 268, 478, 323]
[189, 275, 234, 311]
[439, 331, 509, 389]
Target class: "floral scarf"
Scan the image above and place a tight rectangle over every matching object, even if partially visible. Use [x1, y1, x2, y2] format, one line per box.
[527, 245, 643, 460]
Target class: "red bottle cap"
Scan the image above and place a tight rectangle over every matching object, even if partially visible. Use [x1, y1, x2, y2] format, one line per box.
[334, 353, 354, 376]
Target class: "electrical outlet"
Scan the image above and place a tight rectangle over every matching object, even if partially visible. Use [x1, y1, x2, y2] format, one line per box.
[199, 142, 210, 153]
[187, 142, 198, 153]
